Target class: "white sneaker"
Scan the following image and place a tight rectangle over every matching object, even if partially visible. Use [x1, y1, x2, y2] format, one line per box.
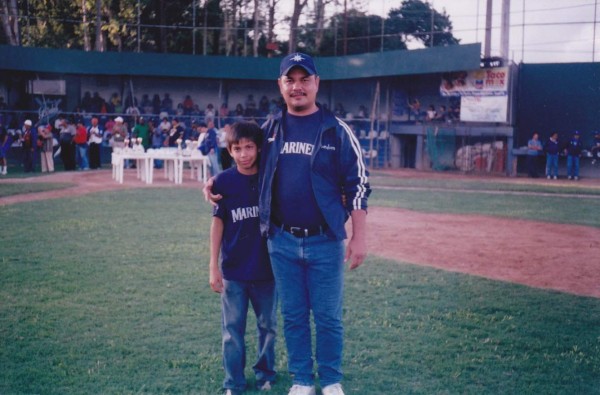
[574, 176, 579, 180]
[322, 383, 345, 395]
[288, 384, 316, 395]
[258, 381, 272, 391]
[568, 176, 572, 180]
[553, 176, 557, 180]
[546, 175, 551, 179]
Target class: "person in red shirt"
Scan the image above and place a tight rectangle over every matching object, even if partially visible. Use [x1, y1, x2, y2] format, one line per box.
[74, 120, 89, 170]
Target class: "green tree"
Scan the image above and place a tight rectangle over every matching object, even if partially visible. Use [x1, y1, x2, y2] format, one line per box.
[314, 9, 400, 56]
[386, 0, 459, 48]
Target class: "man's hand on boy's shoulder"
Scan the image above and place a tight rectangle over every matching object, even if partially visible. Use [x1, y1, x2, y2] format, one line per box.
[203, 176, 222, 206]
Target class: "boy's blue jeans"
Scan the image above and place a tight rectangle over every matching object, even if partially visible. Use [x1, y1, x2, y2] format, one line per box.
[267, 227, 345, 387]
[567, 155, 580, 177]
[76, 144, 89, 169]
[221, 279, 277, 391]
[546, 154, 558, 177]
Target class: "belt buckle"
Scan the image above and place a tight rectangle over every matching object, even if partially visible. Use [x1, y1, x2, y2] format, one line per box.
[289, 226, 308, 237]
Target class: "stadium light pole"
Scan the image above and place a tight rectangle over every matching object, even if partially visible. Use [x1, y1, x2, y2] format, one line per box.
[193, 0, 197, 55]
[521, 0, 525, 63]
[203, 0, 208, 56]
[137, 0, 141, 52]
[593, 0, 597, 62]
[484, 0, 492, 58]
[500, 0, 510, 63]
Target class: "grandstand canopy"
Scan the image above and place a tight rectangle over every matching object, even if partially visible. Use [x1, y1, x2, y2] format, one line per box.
[0, 44, 482, 81]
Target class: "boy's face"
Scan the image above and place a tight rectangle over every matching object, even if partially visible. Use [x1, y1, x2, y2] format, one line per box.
[229, 138, 259, 174]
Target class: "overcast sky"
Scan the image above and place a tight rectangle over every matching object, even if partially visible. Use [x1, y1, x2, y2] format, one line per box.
[363, 0, 600, 64]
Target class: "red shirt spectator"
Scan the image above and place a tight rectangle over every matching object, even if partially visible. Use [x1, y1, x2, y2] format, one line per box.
[74, 123, 88, 144]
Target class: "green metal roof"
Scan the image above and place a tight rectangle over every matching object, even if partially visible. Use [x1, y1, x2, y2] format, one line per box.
[0, 43, 481, 80]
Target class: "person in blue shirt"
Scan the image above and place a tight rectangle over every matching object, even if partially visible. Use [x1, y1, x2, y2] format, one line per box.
[209, 121, 277, 395]
[200, 119, 222, 176]
[526, 132, 543, 178]
[544, 132, 560, 179]
[565, 130, 583, 180]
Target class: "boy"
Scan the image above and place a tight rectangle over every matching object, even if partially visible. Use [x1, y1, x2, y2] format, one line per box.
[209, 121, 277, 395]
[565, 130, 582, 180]
[545, 132, 560, 179]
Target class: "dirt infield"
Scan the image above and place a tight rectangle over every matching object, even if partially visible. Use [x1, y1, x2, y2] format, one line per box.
[2, 169, 599, 298]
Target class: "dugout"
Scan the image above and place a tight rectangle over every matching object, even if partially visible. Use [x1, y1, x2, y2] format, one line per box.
[0, 43, 539, 176]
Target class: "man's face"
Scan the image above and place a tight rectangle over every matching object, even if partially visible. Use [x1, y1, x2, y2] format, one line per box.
[278, 67, 319, 115]
[91, 118, 98, 126]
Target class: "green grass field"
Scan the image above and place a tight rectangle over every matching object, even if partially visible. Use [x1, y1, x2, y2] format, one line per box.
[1, 179, 599, 394]
[0, 182, 75, 198]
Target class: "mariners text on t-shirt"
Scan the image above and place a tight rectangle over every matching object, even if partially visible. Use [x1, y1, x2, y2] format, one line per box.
[213, 168, 273, 282]
[272, 110, 327, 229]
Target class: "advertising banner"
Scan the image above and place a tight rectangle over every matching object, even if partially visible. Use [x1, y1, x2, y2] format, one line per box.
[460, 96, 508, 123]
[440, 67, 509, 97]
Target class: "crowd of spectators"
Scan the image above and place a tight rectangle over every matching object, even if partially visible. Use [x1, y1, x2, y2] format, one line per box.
[76, 91, 285, 127]
[408, 97, 461, 124]
[0, 90, 453, 175]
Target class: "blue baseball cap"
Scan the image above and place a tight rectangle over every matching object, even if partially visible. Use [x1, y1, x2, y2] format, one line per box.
[279, 53, 318, 77]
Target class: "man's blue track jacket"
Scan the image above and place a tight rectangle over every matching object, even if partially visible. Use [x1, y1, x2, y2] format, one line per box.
[259, 104, 371, 241]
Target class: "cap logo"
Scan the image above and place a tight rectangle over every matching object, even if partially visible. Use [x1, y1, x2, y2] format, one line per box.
[291, 54, 305, 62]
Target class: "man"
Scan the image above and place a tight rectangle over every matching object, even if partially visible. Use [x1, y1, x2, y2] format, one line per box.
[74, 120, 90, 170]
[205, 119, 222, 175]
[544, 132, 559, 179]
[565, 130, 583, 180]
[59, 118, 76, 170]
[132, 117, 150, 151]
[526, 132, 543, 178]
[166, 118, 184, 147]
[206, 53, 370, 395]
[218, 123, 233, 170]
[39, 124, 55, 173]
[20, 119, 37, 173]
[112, 116, 128, 149]
[88, 117, 104, 169]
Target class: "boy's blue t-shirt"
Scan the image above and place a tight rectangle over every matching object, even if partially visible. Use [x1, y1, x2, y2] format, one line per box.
[213, 167, 273, 282]
[272, 110, 327, 228]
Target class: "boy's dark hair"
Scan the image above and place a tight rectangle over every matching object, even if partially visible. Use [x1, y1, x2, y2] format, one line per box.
[227, 121, 263, 150]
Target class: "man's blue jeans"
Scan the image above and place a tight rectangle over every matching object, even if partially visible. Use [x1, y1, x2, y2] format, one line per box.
[221, 279, 277, 391]
[567, 155, 580, 177]
[546, 154, 558, 177]
[267, 227, 345, 387]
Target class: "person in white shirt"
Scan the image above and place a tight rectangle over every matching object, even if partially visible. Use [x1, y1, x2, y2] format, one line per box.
[218, 123, 233, 170]
[87, 117, 104, 169]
